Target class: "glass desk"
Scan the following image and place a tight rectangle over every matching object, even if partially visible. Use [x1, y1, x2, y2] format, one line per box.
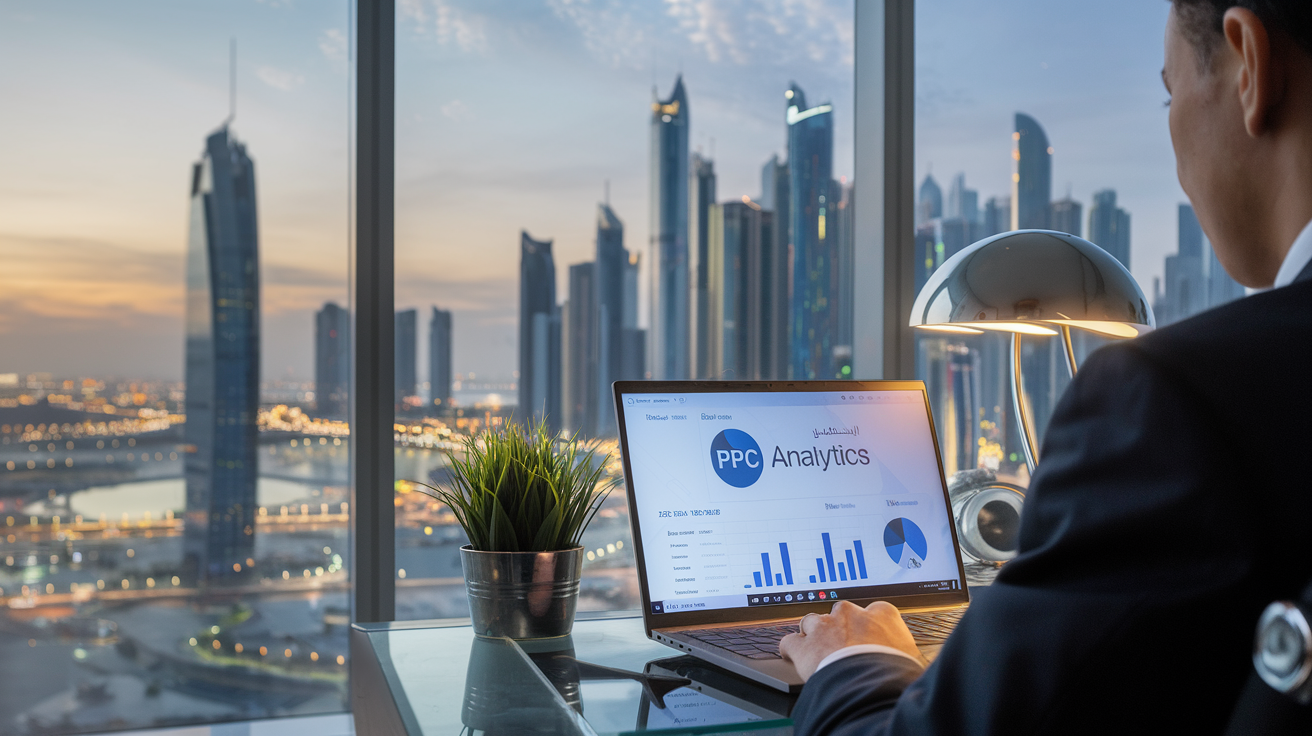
[350, 612, 796, 735]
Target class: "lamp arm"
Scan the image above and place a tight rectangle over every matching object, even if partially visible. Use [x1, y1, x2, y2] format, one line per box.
[1060, 324, 1079, 376]
[1010, 332, 1039, 474]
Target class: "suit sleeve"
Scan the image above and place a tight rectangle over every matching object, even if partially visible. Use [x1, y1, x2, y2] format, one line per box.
[791, 342, 1263, 736]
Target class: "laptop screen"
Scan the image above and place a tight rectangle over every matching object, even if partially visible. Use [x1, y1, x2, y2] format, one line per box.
[618, 386, 965, 615]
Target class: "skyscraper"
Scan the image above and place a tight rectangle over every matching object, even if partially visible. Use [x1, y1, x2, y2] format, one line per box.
[621, 251, 647, 381]
[395, 308, 417, 405]
[945, 173, 978, 223]
[917, 174, 943, 227]
[786, 82, 837, 379]
[183, 125, 259, 584]
[1155, 203, 1243, 325]
[649, 76, 690, 380]
[565, 262, 597, 436]
[982, 196, 1011, 237]
[519, 231, 561, 430]
[594, 203, 625, 435]
[1088, 189, 1131, 269]
[1012, 113, 1052, 230]
[314, 302, 349, 419]
[1049, 197, 1083, 238]
[429, 307, 452, 407]
[761, 155, 791, 379]
[689, 153, 717, 379]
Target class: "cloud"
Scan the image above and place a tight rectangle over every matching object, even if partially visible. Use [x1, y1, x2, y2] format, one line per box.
[663, 0, 853, 67]
[319, 28, 348, 63]
[256, 65, 305, 91]
[547, 0, 652, 69]
[400, 0, 489, 54]
[440, 99, 470, 120]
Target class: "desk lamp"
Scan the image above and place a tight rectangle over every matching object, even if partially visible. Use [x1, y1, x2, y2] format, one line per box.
[910, 229, 1154, 473]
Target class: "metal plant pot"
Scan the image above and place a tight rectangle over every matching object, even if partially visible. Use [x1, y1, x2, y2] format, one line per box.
[461, 546, 584, 639]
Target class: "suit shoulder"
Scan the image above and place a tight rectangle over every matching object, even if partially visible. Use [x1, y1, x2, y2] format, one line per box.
[1134, 280, 1312, 363]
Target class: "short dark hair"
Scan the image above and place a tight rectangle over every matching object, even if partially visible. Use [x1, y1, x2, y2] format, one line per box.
[1172, 1, 1312, 62]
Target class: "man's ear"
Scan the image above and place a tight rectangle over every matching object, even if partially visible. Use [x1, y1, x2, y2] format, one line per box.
[1224, 7, 1284, 137]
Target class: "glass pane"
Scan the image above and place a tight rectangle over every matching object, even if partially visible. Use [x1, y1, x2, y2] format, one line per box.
[393, 1, 855, 619]
[913, 1, 1218, 569]
[0, 2, 352, 731]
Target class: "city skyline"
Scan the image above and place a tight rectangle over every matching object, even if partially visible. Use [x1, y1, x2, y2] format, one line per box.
[2, 1, 1193, 390]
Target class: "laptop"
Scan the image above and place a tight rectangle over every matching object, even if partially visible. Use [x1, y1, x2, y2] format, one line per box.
[613, 380, 971, 693]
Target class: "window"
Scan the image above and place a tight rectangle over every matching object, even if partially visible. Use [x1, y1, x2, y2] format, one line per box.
[912, 1, 1231, 486]
[390, 1, 857, 620]
[0, 2, 352, 731]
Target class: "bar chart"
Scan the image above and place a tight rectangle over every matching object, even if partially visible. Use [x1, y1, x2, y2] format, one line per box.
[746, 533, 869, 588]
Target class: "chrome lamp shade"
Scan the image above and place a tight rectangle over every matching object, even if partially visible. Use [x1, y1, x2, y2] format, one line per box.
[910, 230, 1154, 471]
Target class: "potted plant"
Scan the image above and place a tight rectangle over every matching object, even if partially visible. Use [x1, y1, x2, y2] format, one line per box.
[412, 421, 616, 639]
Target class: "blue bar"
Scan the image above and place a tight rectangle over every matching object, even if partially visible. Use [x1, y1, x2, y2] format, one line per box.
[845, 550, 857, 580]
[838, 562, 847, 581]
[761, 553, 773, 586]
[776, 573, 783, 585]
[779, 543, 794, 585]
[753, 571, 763, 587]
[816, 558, 826, 583]
[809, 575, 817, 583]
[853, 540, 868, 579]
[822, 533, 837, 581]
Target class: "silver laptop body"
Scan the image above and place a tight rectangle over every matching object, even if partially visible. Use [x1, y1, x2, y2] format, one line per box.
[613, 380, 971, 692]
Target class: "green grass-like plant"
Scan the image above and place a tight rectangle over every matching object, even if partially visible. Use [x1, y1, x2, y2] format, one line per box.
[410, 421, 617, 552]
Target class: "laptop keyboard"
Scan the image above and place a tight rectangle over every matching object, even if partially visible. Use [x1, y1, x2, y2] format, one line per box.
[681, 609, 966, 660]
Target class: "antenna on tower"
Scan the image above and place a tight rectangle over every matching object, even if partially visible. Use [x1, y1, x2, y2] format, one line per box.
[226, 37, 236, 126]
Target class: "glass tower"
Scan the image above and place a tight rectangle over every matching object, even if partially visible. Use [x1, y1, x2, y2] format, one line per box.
[519, 231, 561, 431]
[183, 126, 260, 584]
[786, 83, 836, 379]
[594, 203, 625, 435]
[649, 76, 690, 380]
[395, 308, 417, 405]
[314, 301, 350, 419]
[429, 307, 452, 407]
[1088, 189, 1131, 269]
[1011, 113, 1052, 230]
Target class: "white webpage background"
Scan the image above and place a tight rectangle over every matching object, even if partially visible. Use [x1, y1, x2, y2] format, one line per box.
[622, 392, 958, 608]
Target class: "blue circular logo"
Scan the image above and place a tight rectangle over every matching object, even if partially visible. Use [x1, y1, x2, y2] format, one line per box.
[710, 429, 764, 487]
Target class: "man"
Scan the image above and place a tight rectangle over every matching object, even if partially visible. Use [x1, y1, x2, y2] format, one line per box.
[780, 1, 1312, 733]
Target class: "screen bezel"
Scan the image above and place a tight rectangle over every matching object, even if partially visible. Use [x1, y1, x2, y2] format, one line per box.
[612, 379, 972, 634]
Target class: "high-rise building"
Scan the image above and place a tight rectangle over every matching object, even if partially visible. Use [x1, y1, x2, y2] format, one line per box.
[649, 76, 690, 380]
[1155, 203, 1244, 325]
[689, 154, 717, 379]
[395, 309, 417, 405]
[594, 203, 625, 435]
[1088, 189, 1131, 269]
[917, 173, 943, 227]
[1049, 197, 1083, 238]
[761, 155, 791, 379]
[183, 125, 260, 584]
[786, 82, 838, 379]
[1012, 113, 1052, 230]
[982, 196, 1011, 238]
[946, 173, 978, 223]
[519, 231, 561, 430]
[314, 302, 349, 419]
[429, 307, 452, 407]
[565, 262, 597, 436]
[621, 251, 647, 381]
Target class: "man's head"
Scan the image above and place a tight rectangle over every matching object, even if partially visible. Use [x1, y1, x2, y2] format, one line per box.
[1166, 0, 1312, 287]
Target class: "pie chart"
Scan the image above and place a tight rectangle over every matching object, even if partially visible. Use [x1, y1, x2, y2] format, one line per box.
[883, 518, 928, 565]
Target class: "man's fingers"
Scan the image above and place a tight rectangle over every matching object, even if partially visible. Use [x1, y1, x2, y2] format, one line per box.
[779, 632, 802, 661]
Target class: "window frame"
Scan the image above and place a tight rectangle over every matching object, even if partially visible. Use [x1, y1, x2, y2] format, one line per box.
[347, 0, 916, 625]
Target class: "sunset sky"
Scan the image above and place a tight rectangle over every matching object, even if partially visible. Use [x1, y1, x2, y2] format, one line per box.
[0, 0, 1181, 386]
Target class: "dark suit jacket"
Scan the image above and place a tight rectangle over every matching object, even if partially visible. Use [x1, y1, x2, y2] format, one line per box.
[793, 263, 1312, 735]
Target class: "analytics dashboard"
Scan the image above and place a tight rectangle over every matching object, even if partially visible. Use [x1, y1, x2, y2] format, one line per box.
[620, 389, 963, 614]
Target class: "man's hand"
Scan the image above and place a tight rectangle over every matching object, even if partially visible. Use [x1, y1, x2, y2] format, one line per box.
[779, 600, 922, 681]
